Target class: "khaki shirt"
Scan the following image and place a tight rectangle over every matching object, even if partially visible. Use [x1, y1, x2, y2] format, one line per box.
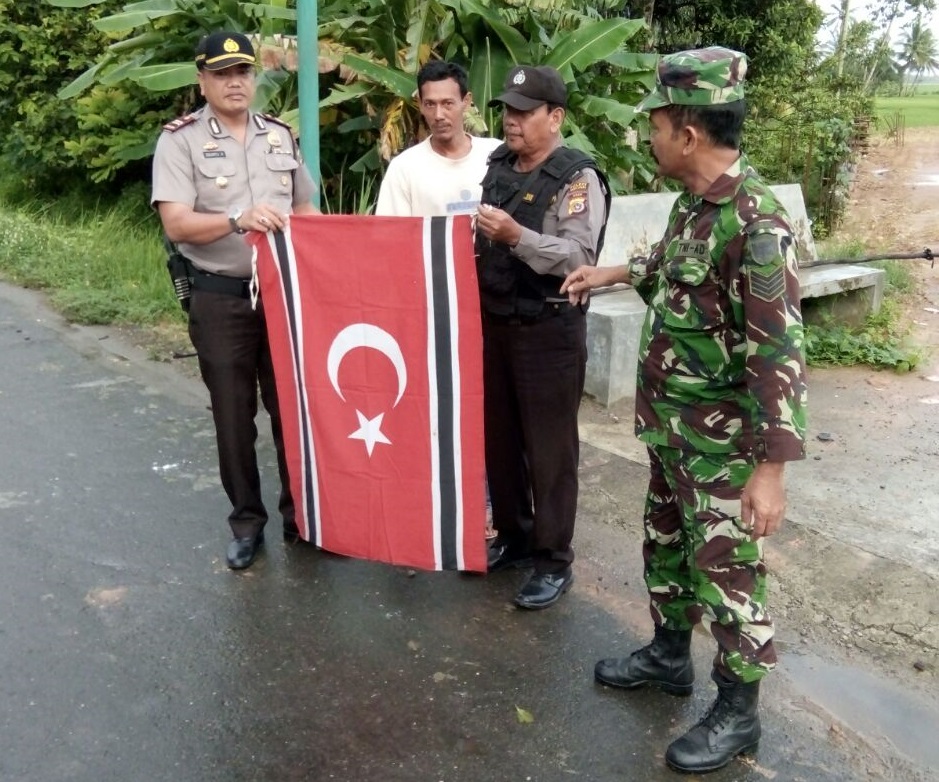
[512, 167, 607, 279]
[151, 105, 316, 277]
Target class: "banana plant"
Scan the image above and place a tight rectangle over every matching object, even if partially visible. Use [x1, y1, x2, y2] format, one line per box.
[48, 0, 295, 99]
[323, 0, 655, 190]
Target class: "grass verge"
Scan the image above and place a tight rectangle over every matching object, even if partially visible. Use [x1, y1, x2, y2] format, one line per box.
[0, 185, 183, 327]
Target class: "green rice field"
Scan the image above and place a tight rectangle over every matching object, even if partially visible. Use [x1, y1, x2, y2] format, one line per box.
[875, 86, 939, 128]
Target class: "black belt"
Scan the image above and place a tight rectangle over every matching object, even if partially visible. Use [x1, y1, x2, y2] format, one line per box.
[190, 267, 251, 298]
[482, 300, 582, 326]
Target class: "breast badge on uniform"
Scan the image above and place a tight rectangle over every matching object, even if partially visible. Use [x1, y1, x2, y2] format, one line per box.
[267, 131, 282, 148]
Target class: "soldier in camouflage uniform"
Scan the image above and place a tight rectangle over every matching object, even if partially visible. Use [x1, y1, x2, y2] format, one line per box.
[561, 47, 807, 773]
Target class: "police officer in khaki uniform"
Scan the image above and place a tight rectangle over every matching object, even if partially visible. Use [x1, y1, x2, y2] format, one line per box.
[151, 31, 318, 570]
[475, 65, 610, 609]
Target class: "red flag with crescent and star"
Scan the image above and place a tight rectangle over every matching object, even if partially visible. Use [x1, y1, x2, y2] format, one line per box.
[250, 215, 486, 572]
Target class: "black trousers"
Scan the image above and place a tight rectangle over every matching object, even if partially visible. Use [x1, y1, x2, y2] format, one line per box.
[482, 307, 587, 574]
[188, 289, 292, 539]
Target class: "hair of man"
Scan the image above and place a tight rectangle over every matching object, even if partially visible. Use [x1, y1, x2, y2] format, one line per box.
[661, 100, 746, 150]
[417, 60, 469, 100]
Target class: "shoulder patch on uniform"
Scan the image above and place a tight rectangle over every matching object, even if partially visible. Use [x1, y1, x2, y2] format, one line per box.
[568, 194, 587, 215]
[162, 114, 198, 133]
[744, 219, 792, 263]
[748, 231, 781, 265]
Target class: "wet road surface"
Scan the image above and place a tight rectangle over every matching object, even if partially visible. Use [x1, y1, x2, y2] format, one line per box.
[0, 282, 934, 782]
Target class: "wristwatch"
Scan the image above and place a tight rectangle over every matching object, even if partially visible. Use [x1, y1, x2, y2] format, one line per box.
[228, 208, 246, 234]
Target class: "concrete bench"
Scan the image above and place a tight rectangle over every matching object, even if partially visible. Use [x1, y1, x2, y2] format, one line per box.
[585, 186, 886, 406]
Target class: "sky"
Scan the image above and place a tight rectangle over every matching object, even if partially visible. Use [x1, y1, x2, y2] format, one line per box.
[814, 0, 939, 47]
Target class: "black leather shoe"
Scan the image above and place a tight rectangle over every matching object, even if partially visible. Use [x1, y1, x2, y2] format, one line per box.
[487, 538, 533, 572]
[283, 522, 303, 544]
[514, 568, 573, 609]
[226, 530, 264, 570]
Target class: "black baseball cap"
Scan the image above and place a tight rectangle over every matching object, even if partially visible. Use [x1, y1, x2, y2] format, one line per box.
[195, 31, 256, 72]
[489, 65, 567, 110]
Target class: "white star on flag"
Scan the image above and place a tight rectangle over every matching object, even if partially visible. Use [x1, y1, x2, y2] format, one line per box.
[348, 409, 392, 456]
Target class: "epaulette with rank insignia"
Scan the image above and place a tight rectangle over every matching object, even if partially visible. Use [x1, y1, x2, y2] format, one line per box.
[162, 114, 198, 133]
[259, 113, 297, 137]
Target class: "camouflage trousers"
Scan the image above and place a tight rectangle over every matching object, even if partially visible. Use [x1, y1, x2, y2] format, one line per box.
[643, 445, 776, 683]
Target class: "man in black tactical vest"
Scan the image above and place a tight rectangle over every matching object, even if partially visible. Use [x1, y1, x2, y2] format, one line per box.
[474, 65, 610, 609]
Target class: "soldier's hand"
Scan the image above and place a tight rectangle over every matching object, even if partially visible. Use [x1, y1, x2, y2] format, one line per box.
[561, 265, 627, 305]
[475, 203, 522, 246]
[741, 462, 786, 539]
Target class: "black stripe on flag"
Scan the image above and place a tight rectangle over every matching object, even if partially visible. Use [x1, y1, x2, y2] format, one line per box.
[430, 217, 458, 569]
[272, 229, 319, 545]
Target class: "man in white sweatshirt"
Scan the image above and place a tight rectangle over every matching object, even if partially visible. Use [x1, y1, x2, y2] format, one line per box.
[375, 61, 501, 217]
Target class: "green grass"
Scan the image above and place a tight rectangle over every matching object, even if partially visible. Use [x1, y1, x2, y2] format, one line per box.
[805, 298, 922, 371]
[874, 89, 939, 129]
[807, 240, 922, 369]
[0, 184, 183, 326]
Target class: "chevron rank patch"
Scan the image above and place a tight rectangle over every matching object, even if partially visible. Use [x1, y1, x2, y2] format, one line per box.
[748, 263, 786, 302]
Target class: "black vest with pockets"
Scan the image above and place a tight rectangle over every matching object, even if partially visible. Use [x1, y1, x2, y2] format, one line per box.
[476, 144, 610, 317]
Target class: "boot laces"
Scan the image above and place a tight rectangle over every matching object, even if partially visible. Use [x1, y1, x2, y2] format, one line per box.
[696, 691, 736, 733]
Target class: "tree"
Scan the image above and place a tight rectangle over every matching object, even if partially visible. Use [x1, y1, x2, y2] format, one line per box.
[0, 0, 169, 193]
[897, 13, 939, 93]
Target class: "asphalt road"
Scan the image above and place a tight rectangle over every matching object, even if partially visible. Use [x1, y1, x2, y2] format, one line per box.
[0, 281, 931, 782]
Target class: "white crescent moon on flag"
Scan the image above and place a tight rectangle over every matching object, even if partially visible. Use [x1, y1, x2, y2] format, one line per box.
[326, 324, 408, 407]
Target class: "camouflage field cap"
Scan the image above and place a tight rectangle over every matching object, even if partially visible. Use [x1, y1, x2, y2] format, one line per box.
[636, 46, 747, 112]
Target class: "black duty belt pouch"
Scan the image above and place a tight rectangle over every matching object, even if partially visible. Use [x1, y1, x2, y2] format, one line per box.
[164, 237, 192, 312]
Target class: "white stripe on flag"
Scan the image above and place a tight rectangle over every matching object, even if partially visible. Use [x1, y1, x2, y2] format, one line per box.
[267, 225, 322, 544]
[422, 218, 443, 569]
[442, 218, 466, 571]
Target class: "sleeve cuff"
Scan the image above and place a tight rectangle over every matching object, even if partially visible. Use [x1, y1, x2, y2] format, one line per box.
[754, 432, 806, 462]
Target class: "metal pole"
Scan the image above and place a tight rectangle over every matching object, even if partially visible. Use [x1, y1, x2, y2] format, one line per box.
[297, 0, 321, 207]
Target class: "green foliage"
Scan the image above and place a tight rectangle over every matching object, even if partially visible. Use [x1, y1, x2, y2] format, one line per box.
[319, 0, 654, 206]
[0, 185, 180, 326]
[875, 260, 917, 296]
[804, 299, 921, 371]
[0, 0, 147, 192]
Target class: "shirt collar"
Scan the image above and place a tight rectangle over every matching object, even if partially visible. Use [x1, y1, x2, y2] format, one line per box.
[698, 152, 750, 206]
[200, 105, 267, 138]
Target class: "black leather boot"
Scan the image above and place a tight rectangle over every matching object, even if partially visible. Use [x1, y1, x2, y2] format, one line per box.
[665, 670, 761, 773]
[594, 626, 694, 696]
